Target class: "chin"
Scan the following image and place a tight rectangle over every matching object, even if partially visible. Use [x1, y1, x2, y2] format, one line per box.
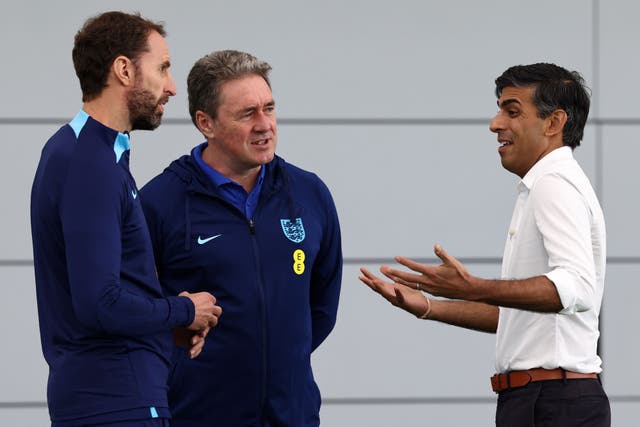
[500, 159, 516, 174]
[260, 152, 276, 164]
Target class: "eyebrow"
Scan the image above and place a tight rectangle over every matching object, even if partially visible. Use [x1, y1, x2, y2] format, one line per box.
[498, 98, 521, 108]
[239, 100, 275, 115]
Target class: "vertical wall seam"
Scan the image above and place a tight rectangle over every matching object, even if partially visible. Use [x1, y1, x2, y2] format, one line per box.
[591, 0, 606, 382]
[593, 0, 603, 203]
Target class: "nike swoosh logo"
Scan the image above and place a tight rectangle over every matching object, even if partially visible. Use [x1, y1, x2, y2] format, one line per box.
[197, 234, 222, 245]
[131, 189, 138, 199]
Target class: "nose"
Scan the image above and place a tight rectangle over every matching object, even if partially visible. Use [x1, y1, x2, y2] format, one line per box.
[254, 110, 274, 133]
[165, 71, 177, 97]
[489, 111, 503, 134]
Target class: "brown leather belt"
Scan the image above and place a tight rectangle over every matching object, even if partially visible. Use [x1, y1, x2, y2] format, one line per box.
[491, 368, 598, 393]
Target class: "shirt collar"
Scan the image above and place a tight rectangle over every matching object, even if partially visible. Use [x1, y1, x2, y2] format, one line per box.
[519, 146, 573, 192]
[193, 141, 266, 189]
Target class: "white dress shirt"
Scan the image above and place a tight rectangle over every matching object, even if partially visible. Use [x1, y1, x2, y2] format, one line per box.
[496, 146, 606, 374]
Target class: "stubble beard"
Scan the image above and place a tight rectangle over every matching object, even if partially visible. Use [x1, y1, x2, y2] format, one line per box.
[127, 86, 167, 131]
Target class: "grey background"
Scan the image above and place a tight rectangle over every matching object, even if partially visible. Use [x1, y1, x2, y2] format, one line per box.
[2, 0, 638, 425]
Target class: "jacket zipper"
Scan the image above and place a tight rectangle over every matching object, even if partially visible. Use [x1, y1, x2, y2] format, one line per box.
[248, 218, 269, 423]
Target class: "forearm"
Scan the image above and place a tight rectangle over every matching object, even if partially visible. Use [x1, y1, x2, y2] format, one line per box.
[73, 285, 193, 335]
[428, 299, 498, 333]
[470, 275, 563, 313]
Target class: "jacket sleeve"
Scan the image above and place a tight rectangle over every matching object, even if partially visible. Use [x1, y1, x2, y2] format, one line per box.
[60, 152, 193, 335]
[310, 179, 343, 351]
[139, 178, 165, 271]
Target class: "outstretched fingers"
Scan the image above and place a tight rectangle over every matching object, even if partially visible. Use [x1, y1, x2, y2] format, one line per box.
[360, 267, 392, 297]
[360, 267, 432, 317]
[380, 263, 426, 290]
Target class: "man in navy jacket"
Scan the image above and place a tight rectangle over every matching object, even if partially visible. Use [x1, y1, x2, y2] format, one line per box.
[141, 50, 343, 427]
[30, 12, 221, 427]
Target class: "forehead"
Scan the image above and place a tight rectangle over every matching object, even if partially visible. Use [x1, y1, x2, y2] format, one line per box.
[219, 75, 273, 108]
[498, 85, 536, 107]
[139, 30, 171, 62]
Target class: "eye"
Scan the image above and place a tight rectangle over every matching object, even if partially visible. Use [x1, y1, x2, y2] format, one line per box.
[507, 109, 519, 118]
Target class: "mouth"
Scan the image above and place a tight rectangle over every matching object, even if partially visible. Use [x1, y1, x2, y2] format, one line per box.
[156, 97, 170, 112]
[251, 137, 272, 146]
[498, 139, 513, 152]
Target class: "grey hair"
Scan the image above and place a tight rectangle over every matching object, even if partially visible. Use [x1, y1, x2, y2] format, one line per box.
[187, 50, 272, 125]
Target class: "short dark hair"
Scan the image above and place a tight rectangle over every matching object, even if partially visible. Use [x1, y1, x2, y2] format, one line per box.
[187, 50, 272, 126]
[495, 63, 590, 149]
[72, 11, 165, 102]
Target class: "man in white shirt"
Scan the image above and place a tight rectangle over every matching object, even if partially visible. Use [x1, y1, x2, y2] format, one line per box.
[360, 63, 610, 426]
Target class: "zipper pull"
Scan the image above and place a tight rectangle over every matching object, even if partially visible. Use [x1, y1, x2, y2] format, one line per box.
[249, 219, 256, 234]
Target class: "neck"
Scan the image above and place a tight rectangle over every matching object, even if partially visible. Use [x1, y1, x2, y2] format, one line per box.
[82, 92, 131, 132]
[201, 144, 261, 193]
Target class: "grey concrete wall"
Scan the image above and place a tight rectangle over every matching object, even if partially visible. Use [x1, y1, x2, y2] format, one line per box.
[1, 0, 638, 425]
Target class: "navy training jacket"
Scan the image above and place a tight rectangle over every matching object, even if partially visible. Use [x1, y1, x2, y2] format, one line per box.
[140, 148, 342, 427]
[30, 111, 194, 425]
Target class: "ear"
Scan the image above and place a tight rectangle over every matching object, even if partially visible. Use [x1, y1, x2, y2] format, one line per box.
[544, 109, 568, 138]
[195, 110, 215, 139]
[112, 55, 136, 87]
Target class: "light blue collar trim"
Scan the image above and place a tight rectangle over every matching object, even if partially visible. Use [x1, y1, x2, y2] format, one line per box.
[69, 110, 89, 138]
[114, 132, 130, 164]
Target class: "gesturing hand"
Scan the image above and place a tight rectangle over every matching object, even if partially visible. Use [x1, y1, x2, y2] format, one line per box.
[382, 244, 476, 301]
[359, 267, 430, 318]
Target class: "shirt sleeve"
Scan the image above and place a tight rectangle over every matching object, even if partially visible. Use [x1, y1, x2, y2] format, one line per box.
[60, 150, 192, 335]
[309, 178, 343, 351]
[531, 174, 597, 314]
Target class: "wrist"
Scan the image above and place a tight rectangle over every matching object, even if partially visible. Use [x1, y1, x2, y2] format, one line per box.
[418, 295, 432, 319]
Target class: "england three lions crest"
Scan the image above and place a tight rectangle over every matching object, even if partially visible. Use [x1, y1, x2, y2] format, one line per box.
[280, 218, 305, 243]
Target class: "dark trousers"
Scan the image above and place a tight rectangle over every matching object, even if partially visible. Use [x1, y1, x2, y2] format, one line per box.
[496, 378, 610, 426]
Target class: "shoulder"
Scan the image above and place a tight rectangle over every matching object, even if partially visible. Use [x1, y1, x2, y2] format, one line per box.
[39, 124, 78, 169]
[274, 157, 338, 219]
[276, 156, 330, 192]
[142, 156, 192, 196]
[529, 157, 591, 200]
[139, 156, 194, 219]
[528, 172, 591, 222]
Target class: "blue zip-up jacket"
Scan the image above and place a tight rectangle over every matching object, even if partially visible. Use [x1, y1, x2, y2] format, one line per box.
[30, 111, 195, 426]
[140, 148, 343, 427]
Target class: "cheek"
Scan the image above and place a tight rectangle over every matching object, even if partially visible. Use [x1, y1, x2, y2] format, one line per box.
[146, 76, 163, 94]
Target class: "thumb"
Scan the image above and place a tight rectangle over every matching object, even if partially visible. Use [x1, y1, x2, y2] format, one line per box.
[434, 244, 467, 273]
[434, 244, 451, 264]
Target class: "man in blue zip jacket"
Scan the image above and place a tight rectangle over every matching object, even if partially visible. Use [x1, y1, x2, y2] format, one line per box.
[140, 50, 343, 427]
[31, 12, 221, 427]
